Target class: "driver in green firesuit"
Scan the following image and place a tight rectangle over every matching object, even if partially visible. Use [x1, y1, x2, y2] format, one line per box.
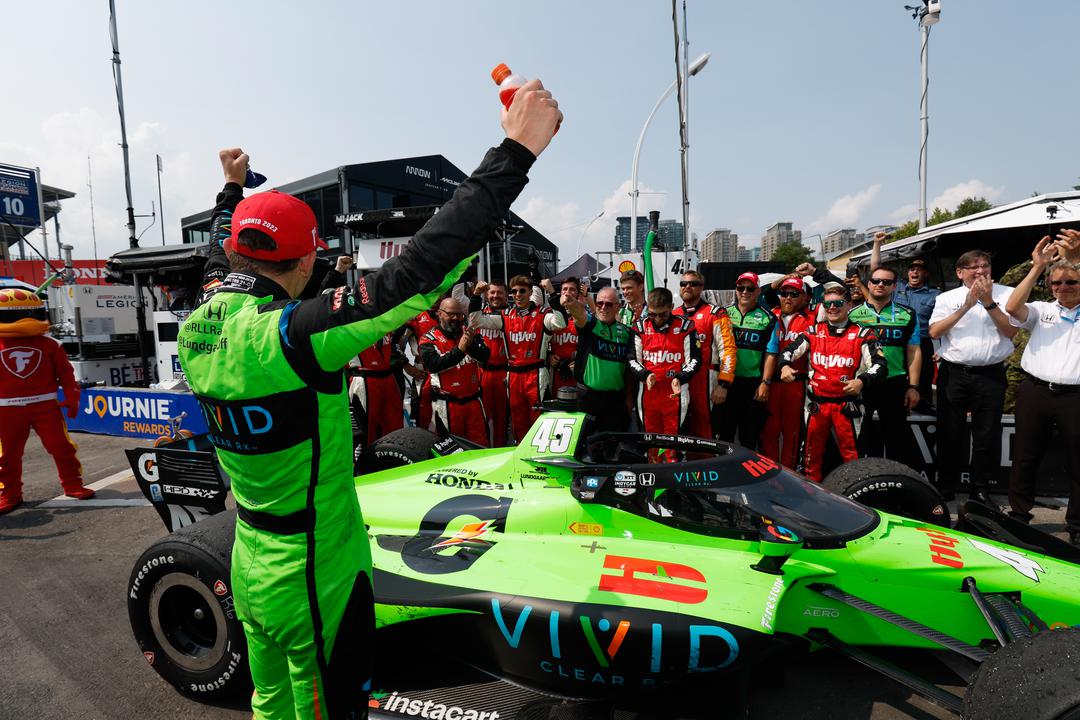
[177, 81, 562, 719]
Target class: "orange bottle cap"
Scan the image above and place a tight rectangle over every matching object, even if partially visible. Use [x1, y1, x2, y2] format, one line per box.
[491, 63, 512, 85]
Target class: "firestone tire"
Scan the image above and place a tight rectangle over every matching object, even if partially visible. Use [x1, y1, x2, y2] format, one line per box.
[964, 628, 1080, 720]
[127, 510, 251, 700]
[822, 457, 950, 527]
[358, 427, 440, 474]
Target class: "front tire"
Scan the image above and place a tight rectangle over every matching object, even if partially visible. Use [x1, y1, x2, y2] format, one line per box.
[822, 457, 950, 527]
[964, 628, 1080, 720]
[127, 510, 251, 700]
[357, 427, 440, 474]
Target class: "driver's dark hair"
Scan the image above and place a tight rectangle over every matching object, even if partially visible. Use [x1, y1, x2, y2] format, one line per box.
[647, 287, 673, 308]
[226, 228, 301, 274]
[870, 266, 899, 281]
[620, 270, 644, 286]
[560, 276, 580, 290]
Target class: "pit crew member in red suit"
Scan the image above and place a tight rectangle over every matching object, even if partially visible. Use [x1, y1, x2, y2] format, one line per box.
[403, 304, 440, 429]
[469, 275, 567, 442]
[777, 285, 886, 482]
[760, 276, 816, 469]
[547, 276, 582, 396]
[319, 258, 406, 449]
[0, 289, 94, 514]
[629, 287, 702, 449]
[476, 280, 510, 446]
[672, 270, 735, 439]
[418, 298, 491, 446]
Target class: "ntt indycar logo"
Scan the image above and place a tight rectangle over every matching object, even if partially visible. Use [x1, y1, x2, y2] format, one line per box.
[642, 349, 681, 364]
[377, 691, 499, 719]
[810, 352, 854, 369]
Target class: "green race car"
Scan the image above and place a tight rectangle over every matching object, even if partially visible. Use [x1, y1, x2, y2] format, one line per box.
[127, 409, 1080, 719]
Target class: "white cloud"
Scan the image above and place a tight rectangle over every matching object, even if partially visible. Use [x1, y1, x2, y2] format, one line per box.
[2, 108, 213, 263]
[516, 178, 670, 268]
[929, 179, 1005, 213]
[807, 184, 882, 233]
[888, 179, 1006, 223]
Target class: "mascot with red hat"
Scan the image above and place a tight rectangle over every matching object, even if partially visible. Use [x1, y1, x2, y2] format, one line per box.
[0, 288, 93, 514]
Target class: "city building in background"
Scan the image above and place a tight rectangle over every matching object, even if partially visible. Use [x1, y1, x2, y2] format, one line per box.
[760, 222, 803, 260]
[614, 215, 650, 253]
[657, 219, 687, 252]
[702, 228, 739, 262]
[614, 216, 686, 253]
[822, 228, 863, 256]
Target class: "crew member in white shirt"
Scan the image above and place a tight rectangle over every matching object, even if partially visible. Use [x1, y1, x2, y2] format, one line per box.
[927, 249, 1017, 502]
[1004, 236, 1080, 543]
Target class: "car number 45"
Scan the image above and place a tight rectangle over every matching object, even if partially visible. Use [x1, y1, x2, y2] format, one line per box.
[531, 418, 578, 454]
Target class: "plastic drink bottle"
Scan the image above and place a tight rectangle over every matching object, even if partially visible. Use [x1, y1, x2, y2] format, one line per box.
[491, 63, 560, 134]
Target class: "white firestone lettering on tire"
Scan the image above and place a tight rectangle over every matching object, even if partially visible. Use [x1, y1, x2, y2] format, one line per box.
[849, 480, 901, 498]
[189, 650, 242, 693]
[129, 555, 175, 600]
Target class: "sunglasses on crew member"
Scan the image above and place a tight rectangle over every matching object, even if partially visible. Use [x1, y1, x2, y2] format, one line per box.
[778, 291, 802, 298]
[647, 310, 671, 319]
[1051, 279, 1080, 287]
[868, 278, 896, 286]
[822, 299, 846, 309]
[509, 288, 530, 295]
[595, 300, 617, 308]
[735, 285, 756, 293]
[679, 280, 703, 287]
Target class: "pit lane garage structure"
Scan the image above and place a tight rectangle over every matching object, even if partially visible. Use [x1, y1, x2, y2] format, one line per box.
[850, 191, 1080, 284]
[179, 154, 558, 280]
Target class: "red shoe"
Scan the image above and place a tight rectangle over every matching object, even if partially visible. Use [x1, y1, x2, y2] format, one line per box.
[65, 487, 96, 500]
[0, 497, 24, 515]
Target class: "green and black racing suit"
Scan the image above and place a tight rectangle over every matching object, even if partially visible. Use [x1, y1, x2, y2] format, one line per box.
[178, 139, 536, 719]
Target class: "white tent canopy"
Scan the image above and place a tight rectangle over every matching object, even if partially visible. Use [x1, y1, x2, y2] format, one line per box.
[851, 191, 1080, 266]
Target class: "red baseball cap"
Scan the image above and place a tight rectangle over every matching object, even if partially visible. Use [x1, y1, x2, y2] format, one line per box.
[227, 190, 328, 261]
[780, 277, 806, 293]
[736, 272, 759, 287]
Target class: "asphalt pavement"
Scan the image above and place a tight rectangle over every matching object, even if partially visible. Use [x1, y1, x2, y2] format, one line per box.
[0, 430, 1069, 720]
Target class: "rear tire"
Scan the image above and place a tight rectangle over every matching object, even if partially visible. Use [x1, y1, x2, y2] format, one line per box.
[964, 628, 1080, 720]
[127, 510, 251, 700]
[822, 457, 950, 527]
[358, 427, 440, 473]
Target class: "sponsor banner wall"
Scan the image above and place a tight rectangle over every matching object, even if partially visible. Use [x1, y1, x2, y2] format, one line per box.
[2, 259, 111, 286]
[60, 386, 207, 439]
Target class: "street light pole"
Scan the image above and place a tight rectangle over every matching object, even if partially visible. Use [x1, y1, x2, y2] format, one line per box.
[575, 210, 605, 261]
[907, 1, 941, 230]
[629, 53, 709, 266]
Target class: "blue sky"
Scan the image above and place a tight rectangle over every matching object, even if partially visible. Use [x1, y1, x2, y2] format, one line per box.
[5, 1, 1078, 266]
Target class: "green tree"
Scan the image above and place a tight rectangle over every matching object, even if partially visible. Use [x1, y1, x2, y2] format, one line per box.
[954, 196, 993, 218]
[892, 219, 920, 240]
[770, 239, 815, 268]
[928, 207, 954, 226]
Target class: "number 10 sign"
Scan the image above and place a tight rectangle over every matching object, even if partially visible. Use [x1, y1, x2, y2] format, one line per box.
[0, 163, 44, 230]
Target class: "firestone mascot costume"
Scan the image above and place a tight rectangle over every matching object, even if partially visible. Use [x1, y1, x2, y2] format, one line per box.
[0, 288, 93, 514]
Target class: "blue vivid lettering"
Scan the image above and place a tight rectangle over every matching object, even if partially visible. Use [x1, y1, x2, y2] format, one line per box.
[688, 625, 740, 672]
[492, 598, 531, 649]
[242, 406, 273, 434]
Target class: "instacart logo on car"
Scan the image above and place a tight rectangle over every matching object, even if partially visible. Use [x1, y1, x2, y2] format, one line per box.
[377, 691, 500, 719]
